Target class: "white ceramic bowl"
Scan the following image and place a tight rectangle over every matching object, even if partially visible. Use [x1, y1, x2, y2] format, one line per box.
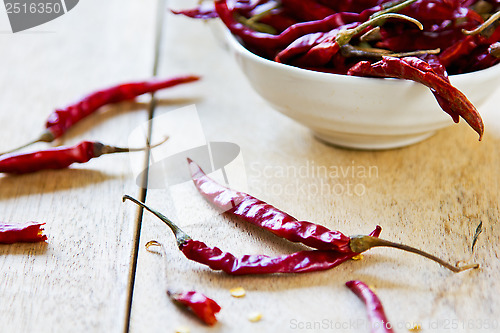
[224, 28, 500, 149]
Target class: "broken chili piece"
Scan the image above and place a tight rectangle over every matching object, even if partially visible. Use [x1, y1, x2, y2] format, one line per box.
[1, 76, 199, 155]
[0, 138, 166, 174]
[123, 195, 477, 274]
[145, 241, 221, 326]
[346, 280, 393, 333]
[0, 222, 47, 244]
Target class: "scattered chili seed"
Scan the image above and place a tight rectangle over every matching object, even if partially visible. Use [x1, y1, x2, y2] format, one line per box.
[351, 254, 364, 261]
[0, 222, 47, 244]
[409, 324, 422, 332]
[230, 287, 246, 298]
[248, 311, 263, 322]
[174, 325, 191, 333]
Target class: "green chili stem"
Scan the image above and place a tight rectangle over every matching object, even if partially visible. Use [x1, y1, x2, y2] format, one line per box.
[463, 10, 500, 36]
[336, 13, 423, 46]
[341, 45, 440, 58]
[371, 0, 420, 19]
[100, 136, 169, 155]
[349, 236, 479, 273]
[0, 130, 55, 156]
[123, 195, 191, 247]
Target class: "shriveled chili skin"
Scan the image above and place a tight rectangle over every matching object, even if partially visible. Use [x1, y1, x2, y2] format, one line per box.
[179, 226, 381, 275]
[0, 222, 47, 244]
[188, 159, 352, 252]
[0, 141, 97, 174]
[169, 290, 221, 326]
[346, 280, 393, 333]
[347, 56, 484, 139]
[45, 76, 200, 139]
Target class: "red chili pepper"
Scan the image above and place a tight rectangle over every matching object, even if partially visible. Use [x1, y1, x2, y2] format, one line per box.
[1, 76, 199, 155]
[187, 158, 352, 252]
[346, 280, 393, 333]
[275, 13, 423, 66]
[0, 222, 47, 244]
[347, 56, 484, 139]
[123, 195, 478, 274]
[0, 139, 166, 174]
[281, 0, 336, 21]
[168, 291, 221, 326]
[213, 0, 367, 57]
[145, 241, 221, 326]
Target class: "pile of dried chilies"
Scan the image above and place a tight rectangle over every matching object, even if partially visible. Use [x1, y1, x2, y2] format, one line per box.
[175, 0, 500, 139]
[122, 159, 478, 275]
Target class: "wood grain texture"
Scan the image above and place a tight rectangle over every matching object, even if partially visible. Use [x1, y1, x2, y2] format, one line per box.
[129, 1, 500, 332]
[0, 1, 159, 332]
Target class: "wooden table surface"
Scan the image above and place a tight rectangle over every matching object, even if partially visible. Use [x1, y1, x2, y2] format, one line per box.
[1, 1, 499, 332]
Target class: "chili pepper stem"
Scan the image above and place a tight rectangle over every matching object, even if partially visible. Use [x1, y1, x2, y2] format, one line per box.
[371, 0, 419, 19]
[122, 195, 191, 247]
[336, 13, 423, 47]
[350, 235, 479, 273]
[96, 136, 169, 156]
[0, 130, 54, 156]
[463, 10, 500, 36]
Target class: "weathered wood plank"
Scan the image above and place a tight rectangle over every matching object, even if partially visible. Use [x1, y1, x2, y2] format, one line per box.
[0, 1, 159, 332]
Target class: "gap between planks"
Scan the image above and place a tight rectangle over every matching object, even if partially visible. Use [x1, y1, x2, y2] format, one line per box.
[123, 0, 167, 332]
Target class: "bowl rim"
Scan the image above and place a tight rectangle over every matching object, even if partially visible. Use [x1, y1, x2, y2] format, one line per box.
[224, 27, 500, 85]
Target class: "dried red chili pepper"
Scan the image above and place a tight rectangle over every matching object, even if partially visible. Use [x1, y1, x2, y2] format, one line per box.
[0, 222, 47, 244]
[0, 138, 166, 174]
[1, 76, 199, 156]
[168, 291, 221, 326]
[123, 195, 478, 274]
[347, 56, 484, 139]
[188, 158, 352, 252]
[145, 241, 221, 325]
[346, 280, 393, 333]
[275, 13, 423, 66]
[281, 0, 336, 21]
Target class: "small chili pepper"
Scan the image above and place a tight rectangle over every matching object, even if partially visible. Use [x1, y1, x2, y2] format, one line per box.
[123, 195, 478, 274]
[346, 280, 393, 333]
[1, 76, 199, 156]
[281, 0, 336, 22]
[145, 241, 221, 326]
[347, 56, 484, 139]
[0, 138, 166, 174]
[0, 222, 47, 244]
[187, 158, 352, 252]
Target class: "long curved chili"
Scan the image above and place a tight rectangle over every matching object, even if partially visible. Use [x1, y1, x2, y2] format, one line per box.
[346, 280, 393, 333]
[1, 76, 199, 155]
[347, 56, 484, 139]
[188, 158, 352, 252]
[0, 139, 165, 174]
[0, 222, 47, 243]
[123, 195, 478, 274]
